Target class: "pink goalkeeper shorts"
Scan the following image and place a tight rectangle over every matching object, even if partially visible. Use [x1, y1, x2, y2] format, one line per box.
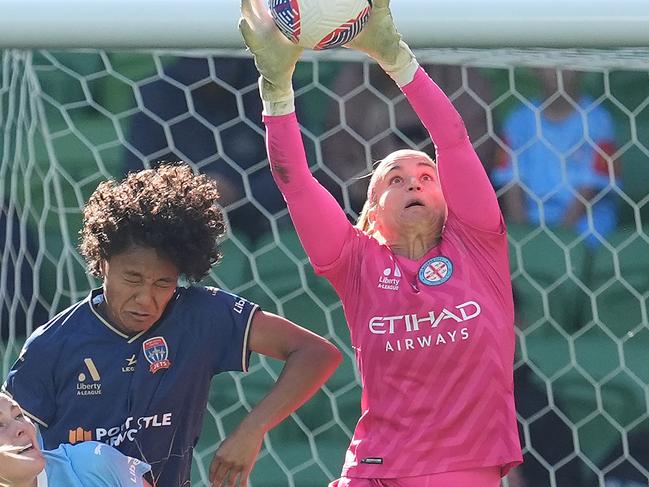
[329, 467, 501, 487]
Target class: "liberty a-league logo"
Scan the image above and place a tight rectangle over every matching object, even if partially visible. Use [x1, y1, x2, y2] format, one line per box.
[76, 358, 102, 396]
[143, 337, 171, 374]
[377, 263, 401, 291]
[418, 256, 454, 286]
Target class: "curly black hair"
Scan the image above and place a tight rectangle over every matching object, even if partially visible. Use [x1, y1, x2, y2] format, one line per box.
[79, 163, 226, 282]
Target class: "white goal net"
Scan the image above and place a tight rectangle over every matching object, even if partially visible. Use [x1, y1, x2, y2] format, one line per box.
[1, 47, 648, 487]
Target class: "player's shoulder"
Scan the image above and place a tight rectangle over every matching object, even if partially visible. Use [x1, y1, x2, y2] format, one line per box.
[57, 440, 119, 461]
[176, 285, 255, 311]
[23, 296, 92, 349]
[56, 441, 150, 485]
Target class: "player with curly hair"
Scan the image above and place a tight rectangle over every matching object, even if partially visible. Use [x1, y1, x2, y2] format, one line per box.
[3, 163, 342, 487]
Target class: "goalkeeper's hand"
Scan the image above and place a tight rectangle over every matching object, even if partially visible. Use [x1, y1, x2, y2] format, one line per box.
[239, 0, 304, 115]
[344, 0, 419, 86]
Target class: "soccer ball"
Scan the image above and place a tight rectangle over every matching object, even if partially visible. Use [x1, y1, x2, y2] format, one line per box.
[269, 0, 372, 50]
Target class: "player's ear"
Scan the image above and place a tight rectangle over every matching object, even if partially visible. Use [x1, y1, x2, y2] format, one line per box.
[367, 205, 378, 231]
[99, 259, 108, 278]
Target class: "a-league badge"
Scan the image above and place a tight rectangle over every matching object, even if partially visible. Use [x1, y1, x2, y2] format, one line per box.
[143, 337, 171, 373]
[418, 256, 453, 286]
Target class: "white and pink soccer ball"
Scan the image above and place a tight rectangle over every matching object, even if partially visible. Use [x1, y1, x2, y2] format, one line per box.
[269, 0, 372, 50]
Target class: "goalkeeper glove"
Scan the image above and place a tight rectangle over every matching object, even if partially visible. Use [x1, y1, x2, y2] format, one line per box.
[345, 0, 419, 86]
[239, 0, 304, 115]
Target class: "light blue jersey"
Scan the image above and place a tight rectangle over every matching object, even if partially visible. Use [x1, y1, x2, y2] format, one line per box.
[493, 96, 618, 245]
[42, 442, 150, 486]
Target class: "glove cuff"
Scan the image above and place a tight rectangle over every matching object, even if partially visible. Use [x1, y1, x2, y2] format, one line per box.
[385, 58, 420, 87]
[263, 98, 296, 116]
[259, 77, 296, 116]
[380, 41, 420, 87]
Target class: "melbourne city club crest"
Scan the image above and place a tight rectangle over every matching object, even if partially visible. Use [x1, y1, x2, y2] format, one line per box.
[418, 256, 453, 286]
[143, 337, 171, 373]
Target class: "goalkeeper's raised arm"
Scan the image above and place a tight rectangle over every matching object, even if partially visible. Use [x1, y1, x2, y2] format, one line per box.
[241, 0, 522, 484]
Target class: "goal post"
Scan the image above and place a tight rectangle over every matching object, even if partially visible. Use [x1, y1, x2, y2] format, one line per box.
[2, 5, 649, 487]
[2, 0, 649, 48]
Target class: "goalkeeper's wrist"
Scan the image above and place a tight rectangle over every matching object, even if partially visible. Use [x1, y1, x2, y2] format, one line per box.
[263, 98, 296, 116]
[259, 77, 296, 116]
[379, 40, 420, 87]
[384, 58, 420, 87]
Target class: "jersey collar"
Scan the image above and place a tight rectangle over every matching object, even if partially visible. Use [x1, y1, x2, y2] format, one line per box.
[36, 468, 48, 487]
[87, 288, 147, 344]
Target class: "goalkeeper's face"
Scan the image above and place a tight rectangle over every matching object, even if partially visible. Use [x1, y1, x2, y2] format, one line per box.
[368, 150, 447, 239]
[100, 245, 179, 334]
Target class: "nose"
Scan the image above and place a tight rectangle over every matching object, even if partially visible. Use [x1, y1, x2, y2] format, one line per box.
[407, 176, 421, 191]
[11, 418, 29, 438]
[133, 286, 154, 307]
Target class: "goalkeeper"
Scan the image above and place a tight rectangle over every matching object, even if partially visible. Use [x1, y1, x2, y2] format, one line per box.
[3, 163, 342, 487]
[240, 0, 523, 485]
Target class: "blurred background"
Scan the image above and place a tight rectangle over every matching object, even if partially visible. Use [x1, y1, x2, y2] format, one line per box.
[1, 47, 648, 487]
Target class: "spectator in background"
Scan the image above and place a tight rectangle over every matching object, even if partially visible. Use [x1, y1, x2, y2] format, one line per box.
[1, 201, 49, 341]
[321, 63, 496, 215]
[123, 56, 284, 243]
[492, 68, 619, 246]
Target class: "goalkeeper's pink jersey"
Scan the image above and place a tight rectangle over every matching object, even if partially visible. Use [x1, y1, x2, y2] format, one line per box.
[264, 68, 522, 478]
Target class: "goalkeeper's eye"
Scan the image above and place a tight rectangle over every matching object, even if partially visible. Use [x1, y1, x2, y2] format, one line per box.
[389, 176, 403, 185]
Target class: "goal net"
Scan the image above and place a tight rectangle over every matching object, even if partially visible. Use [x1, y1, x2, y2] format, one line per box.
[1, 47, 648, 487]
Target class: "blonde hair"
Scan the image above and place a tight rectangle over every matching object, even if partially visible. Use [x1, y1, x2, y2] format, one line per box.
[355, 149, 436, 234]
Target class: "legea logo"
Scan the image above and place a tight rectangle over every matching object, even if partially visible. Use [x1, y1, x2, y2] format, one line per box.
[122, 354, 137, 373]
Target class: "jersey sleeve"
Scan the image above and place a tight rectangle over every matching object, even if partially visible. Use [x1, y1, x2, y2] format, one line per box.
[402, 67, 503, 233]
[263, 112, 354, 269]
[2, 327, 56, 428]
[203, 288, 258, 374]
[64, 442, 152, 487]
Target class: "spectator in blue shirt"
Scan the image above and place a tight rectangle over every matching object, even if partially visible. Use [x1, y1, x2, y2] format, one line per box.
[492, 68, 619, 246]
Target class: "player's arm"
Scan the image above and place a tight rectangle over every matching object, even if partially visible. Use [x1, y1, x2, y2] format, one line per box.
[209, 310, 341, 487]
[345, 0, 501, 232]
[239, 0, 353, 268]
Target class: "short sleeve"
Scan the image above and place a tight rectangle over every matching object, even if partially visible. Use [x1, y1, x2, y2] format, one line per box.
[64, 442, 152, 487]
[2, 328, 56, 427]
[205, 288, 258, 374]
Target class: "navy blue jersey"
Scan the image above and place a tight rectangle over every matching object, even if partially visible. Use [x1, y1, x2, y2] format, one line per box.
[4, 286, 257, 487]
